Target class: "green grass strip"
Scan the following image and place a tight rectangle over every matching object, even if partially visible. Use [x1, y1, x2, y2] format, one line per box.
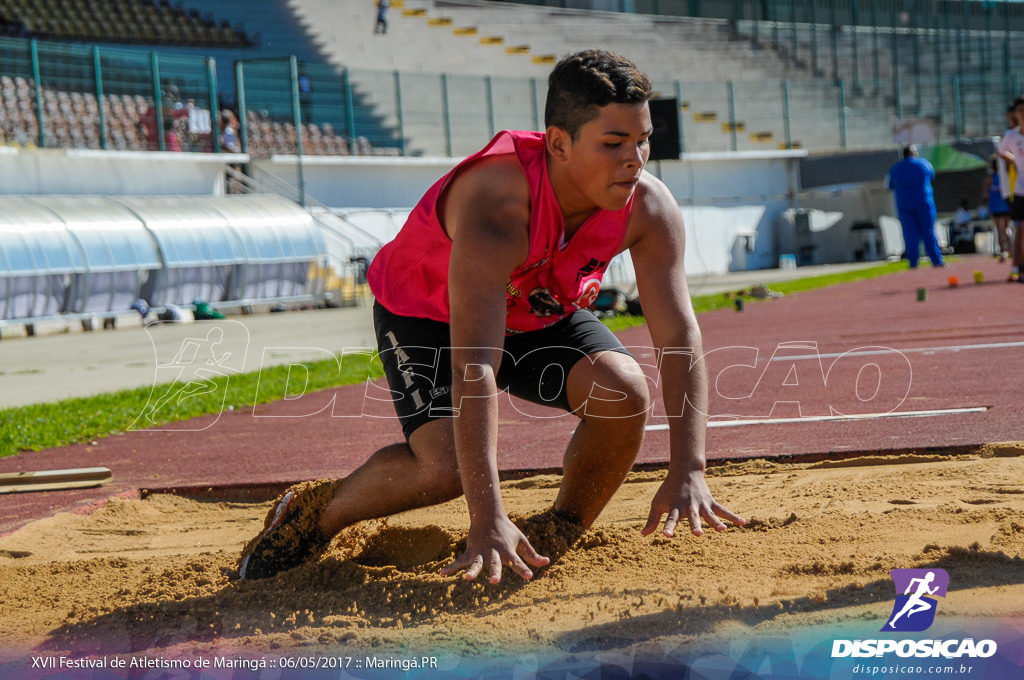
[0, 353, 383, 458]
[689, 260, 908, 314]
[0, 261, 908, 458]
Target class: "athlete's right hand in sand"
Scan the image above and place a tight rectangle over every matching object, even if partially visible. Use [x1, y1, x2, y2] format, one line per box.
[641, 468, 746, 538]
[440, 513, 550, 584]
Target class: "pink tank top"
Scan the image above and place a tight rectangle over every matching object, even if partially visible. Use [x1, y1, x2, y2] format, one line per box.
[367, 130, 633, 334]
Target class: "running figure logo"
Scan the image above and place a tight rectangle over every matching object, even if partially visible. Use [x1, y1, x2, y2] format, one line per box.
[131, 320, 249, 432]
[882, 568, 949, 632]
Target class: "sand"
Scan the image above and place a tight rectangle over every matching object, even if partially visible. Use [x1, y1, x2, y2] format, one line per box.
[1, 447, 1022, 670]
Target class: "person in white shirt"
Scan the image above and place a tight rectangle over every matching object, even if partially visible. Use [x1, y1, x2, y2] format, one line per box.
[997, 98, 1024, 281]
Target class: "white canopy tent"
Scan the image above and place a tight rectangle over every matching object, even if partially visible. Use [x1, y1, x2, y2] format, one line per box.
[0, 194, 329, 325]
[0, 198, 88, 320]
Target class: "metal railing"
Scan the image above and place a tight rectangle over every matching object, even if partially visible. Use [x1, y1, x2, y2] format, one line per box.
[225, 164, 381, 306]
[0, 36, 219, 151]
[2, 26, 1022, 159]
[498, 0, 1024, 32]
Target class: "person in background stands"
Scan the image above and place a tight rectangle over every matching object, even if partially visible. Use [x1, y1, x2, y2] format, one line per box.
[375, 0, 389, 34]
[219, 109, 243, 194]
[219, 110, 241, 154]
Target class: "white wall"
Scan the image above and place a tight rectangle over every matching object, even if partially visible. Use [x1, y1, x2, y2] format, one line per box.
[2, 146, 810, 277]
[253, 149, 805, 276]
[654, 151, 805, 273]
[251, 155, 458, 209]
[798, 182, 905, 261]
[0, 147, 248, 196]
[655, 151, 804, 205]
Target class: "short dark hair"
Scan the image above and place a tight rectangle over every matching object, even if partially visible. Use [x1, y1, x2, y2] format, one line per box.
[902, 144, 917, 159]
[544, 50, 653, 140]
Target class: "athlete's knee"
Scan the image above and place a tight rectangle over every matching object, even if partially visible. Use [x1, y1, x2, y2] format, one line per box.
[572, 355, 651, 423]
[599, 377, 651, 423]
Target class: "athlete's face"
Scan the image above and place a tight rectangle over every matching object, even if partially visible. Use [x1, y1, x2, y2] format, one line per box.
[549, 102, 653, 213]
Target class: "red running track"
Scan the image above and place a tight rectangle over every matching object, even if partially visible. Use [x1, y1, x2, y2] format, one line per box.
[2, 254, 1022, 535]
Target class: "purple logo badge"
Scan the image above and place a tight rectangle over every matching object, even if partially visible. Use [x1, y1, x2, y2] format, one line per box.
[882, 568, 949, 632]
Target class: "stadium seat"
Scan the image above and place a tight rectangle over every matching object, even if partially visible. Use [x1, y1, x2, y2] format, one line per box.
[0, 0, 253, 47]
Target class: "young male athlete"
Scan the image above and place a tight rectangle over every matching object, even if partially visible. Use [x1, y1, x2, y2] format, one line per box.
[238, 50, 745, 583]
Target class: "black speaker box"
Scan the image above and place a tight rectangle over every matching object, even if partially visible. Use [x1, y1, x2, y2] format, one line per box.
[648, 98, 680, 161]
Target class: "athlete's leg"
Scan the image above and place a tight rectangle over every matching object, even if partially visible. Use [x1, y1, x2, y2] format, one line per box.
[553, 350, 651, 528]
[318, 302, 465, 535]
[238, 418, 463, 579]
[318, 419, 462, 536]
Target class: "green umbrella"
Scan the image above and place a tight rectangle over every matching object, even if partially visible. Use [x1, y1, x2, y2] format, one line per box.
[917, 144, 987, 172]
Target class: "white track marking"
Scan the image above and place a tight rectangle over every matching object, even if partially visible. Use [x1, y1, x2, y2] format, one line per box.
[768, 341, 1024, 362]
[644, 406, 989, 431]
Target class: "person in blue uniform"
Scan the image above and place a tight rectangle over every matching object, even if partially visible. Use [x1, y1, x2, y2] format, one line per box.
[886, 145, 945, 268]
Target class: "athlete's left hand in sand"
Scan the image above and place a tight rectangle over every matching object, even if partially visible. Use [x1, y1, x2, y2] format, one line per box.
[641, 468, 747, 537]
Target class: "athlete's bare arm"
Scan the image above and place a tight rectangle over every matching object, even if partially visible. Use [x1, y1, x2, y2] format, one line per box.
[998, 135, 1016, 165]
[623, 173, 746, 537]
[437, 154, 551, 584]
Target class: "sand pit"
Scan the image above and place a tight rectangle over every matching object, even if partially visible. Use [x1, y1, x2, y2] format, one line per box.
[1, 449, 1023, 675]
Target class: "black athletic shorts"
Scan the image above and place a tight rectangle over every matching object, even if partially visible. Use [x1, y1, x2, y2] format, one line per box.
[373, 300, 632, 440]
[1011, 195, 1024, 222]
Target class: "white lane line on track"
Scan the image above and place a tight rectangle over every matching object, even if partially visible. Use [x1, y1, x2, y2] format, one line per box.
[644, 406, 989, 431]
[770, 341, 1024, 362]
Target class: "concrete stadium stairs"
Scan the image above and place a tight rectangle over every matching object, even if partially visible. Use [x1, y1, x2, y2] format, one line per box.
[272, 1, 1017, 154]
[283, 0, 910, 154]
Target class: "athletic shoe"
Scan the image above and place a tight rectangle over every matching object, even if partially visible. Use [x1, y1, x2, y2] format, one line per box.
[1009, 272, 1020, 283]
[237, 479, 341, 580]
